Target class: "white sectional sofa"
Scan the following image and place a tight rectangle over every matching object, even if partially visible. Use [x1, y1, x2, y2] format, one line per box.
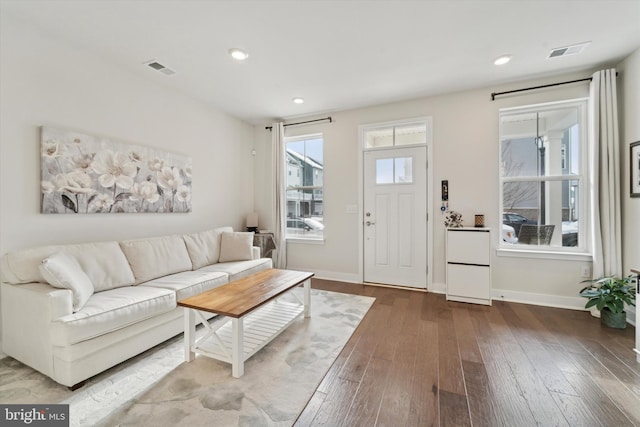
[0, 227, 272, 388]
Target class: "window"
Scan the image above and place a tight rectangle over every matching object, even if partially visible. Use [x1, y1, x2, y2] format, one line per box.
[364, 121, 427, 149]
[285, 134, 324, 239]
[375, 157, 413, 184]
[499, 99, 588, 252]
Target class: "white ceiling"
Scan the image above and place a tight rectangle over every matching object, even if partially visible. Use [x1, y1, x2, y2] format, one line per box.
[3, 0, 640, 124]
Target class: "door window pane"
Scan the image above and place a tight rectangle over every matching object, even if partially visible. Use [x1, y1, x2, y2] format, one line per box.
[377, 157, 413, 184]
[394, 157, 413, 183]
[376, 158, 393, 184]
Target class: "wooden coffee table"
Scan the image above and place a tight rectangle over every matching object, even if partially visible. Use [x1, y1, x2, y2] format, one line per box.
[177, 268, 314, 377]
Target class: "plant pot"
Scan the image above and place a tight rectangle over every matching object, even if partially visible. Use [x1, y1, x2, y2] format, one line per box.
[601, 309, 627, 329]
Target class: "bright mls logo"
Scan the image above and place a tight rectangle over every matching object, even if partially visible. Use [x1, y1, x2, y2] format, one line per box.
[1, 405, 69, 426]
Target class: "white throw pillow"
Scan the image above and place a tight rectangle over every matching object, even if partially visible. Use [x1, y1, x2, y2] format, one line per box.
[218, 232, 255, 263]
[183, 226, 233, 269]
[39, 252, 94, 312]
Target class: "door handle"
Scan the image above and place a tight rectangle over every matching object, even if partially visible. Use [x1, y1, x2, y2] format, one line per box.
[366, 221, 375, 226]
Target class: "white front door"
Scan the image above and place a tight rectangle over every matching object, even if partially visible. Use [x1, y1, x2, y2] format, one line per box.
[363, 146, 427, 288]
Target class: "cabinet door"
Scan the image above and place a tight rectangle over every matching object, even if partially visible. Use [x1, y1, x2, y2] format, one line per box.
[447, 230, 490, 265]
[447, 263, 491, 300]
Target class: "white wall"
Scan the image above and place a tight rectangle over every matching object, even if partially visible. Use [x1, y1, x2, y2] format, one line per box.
[617, 47, 640, 356]
[0, 11, 255, 257]
[254, 71, 617, 307]
[618, 48, 640, 279]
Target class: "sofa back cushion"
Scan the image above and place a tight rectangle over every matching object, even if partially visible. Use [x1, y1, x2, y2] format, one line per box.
[183, 226, 233, 269]
[120, 234, 193, 284]
[1, 241, 135, 292]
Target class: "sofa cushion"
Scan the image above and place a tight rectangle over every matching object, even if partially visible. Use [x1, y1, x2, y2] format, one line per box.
[139, 270, 229, 301]
[218, 232, 255, 263]
[120, 235, 193, 285]
[183, 226, 233, 270]
[51, 286, 176, 346]
[200, 258, 273, 281]
[1, 241, 135, 291]
[39, 252, 94, 312]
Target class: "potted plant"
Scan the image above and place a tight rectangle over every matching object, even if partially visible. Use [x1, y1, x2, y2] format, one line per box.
[579, 275, 636, 329]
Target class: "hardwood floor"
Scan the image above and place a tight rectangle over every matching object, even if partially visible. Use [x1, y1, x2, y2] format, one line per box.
[295, 279, 640, 426]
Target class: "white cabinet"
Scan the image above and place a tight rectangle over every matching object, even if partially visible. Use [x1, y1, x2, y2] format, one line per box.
[446, 228, 491, 305]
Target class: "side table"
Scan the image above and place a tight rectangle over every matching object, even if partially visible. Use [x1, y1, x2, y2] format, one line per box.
[253, 233, 277, 258]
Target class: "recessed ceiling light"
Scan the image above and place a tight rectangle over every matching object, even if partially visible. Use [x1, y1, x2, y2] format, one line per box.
[228, 48, 248, 61]
[292, 97, 304, 104]
[494, 55, 512, 65]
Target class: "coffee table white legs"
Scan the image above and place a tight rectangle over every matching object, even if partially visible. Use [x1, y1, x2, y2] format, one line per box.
[231, 318, 244, 378]
[182, 307, 246, 377]
[184, 308, 196, 362]
[303, 279, 311, 318]
[181, 281, 312, 378]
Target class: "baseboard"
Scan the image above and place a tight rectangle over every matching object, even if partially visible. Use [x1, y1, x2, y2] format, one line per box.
[430, 282, 446, 294]
[491, 288, 586, 311]
[433, 284, 588, 313]
[307, 272, 637, 327]
[307, 269, 361, 284]
[626, 305, 636, 327]
[492, 288, 636, 325]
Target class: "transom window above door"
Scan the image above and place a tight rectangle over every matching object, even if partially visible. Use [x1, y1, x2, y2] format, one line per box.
[364, 120, 430, 149]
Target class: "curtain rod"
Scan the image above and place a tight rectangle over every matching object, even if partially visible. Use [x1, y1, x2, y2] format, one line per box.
[490, 72, 618, 101]
[265, 116, 332, 131]
[490, 77, 592, 101]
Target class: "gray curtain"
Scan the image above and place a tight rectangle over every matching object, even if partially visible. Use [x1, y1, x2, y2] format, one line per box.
[271, 122, 287, 268]
[589, 68, 622, 279]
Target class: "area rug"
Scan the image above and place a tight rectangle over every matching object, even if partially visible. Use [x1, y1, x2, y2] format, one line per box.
[0, 289, 374, 426]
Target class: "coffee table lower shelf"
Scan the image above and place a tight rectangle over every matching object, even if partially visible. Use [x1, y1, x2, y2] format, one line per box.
[179, 269, 313, 378]
[185, 299, 305, 377]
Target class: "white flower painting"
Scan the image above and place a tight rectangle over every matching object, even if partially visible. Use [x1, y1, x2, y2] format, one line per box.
[40, 127, 192, 214]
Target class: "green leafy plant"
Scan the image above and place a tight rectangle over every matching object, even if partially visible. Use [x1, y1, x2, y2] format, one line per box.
[579, 275, 636, 314]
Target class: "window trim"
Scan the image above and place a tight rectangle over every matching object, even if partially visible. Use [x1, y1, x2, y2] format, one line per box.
[498, 98, 590, 256]
[496, 247, 592, 261]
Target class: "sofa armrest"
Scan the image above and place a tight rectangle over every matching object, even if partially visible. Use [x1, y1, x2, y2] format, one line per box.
[1, 282, 73, 378]
[252, 246, 261, 260]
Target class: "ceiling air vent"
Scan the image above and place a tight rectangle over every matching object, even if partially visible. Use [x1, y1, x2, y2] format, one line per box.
[548, 41, 591, 59]
[144, 60, 176, 75]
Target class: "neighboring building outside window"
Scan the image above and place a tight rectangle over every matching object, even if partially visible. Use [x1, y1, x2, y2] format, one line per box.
[499, 99, 588, 253]
[284, 134, 324, 240]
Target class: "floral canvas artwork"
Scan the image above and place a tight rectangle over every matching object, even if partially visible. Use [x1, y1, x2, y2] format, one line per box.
[41, 127, 192, 214]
